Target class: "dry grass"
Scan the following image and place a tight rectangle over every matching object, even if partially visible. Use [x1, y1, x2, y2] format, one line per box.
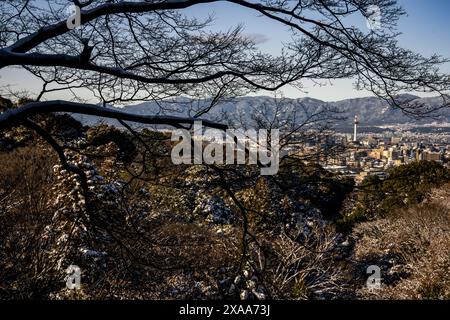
[352, 183, 450, 299]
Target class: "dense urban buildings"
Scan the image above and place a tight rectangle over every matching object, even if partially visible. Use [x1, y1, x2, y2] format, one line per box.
[293, 119, 450, 185]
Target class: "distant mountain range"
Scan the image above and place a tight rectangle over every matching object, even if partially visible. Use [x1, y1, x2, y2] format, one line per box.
[74, 94, 450, 129]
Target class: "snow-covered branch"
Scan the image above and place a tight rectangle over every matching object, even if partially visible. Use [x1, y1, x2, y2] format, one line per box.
[0, 100, 228, 131]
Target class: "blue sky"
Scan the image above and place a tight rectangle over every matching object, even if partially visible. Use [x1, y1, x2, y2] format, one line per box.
[1, 0, 449, 102]
[184, 0, 450, 100]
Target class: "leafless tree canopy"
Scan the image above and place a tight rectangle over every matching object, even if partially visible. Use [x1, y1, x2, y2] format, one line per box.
[0, 0, 449, 119]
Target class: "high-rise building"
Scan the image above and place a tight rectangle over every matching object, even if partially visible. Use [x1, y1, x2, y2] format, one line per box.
[424, 151, 441, 162]
[353, 115, 359, 142]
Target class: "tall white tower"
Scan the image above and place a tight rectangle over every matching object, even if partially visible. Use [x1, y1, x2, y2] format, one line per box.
[353, 115, 359, 142]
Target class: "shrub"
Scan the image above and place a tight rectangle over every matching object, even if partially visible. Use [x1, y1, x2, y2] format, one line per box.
[86, 125, 136, 162]
[38, 113, 84, 139]
[348, 161, 450, 220]
[0, 145, 59, 298]
[0, 96, 13, 112]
